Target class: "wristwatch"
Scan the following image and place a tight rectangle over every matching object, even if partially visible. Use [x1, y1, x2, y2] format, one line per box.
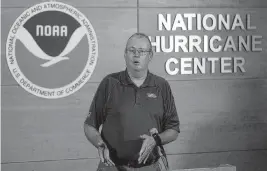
[152, 132, 162, 146]
[97, 140, 106, 148]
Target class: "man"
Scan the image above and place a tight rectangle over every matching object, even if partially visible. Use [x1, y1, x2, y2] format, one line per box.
[84, 33, 180, 171]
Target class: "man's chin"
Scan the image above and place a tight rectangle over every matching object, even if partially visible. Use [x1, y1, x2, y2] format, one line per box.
[133, 68, 142, 72]
[132, 65, 143, 71]
[127, 65, 145, 72]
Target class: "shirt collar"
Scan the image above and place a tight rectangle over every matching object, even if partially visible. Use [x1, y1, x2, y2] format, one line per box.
[120, 69, 155, 87]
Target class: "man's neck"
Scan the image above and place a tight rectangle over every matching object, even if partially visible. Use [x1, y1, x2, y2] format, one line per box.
[127, 69, 147, 80]
[127, 69, 148, 87]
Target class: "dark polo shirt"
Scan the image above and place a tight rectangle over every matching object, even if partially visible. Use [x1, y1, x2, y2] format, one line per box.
[85, 70, 180, 162]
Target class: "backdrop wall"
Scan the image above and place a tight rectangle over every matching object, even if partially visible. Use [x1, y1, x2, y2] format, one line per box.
[1, 0, 267, 171]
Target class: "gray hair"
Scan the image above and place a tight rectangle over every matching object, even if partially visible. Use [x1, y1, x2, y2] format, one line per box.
[125, 33, 153, 51]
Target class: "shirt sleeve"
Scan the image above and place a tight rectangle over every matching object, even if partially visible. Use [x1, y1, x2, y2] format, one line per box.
[84, 76, 110, 130]
[162, 80, 180, 133]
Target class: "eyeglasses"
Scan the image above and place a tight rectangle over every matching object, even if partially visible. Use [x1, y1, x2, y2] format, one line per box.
[126, 48, 151, 56]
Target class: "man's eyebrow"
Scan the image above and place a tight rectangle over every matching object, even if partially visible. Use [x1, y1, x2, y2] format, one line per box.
[137, 48, 151, 50]
[126, 46, 150, 50]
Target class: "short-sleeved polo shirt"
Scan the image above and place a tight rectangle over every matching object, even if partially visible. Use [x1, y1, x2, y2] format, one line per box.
[85, 69, 180, 161]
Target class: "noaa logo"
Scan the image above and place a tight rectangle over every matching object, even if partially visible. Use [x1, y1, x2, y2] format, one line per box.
[6, 1, 98, 99]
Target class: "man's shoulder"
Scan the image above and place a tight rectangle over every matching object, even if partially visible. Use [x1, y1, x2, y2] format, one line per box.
[149, 72, 169, 87]
[101, 71, 124, 84]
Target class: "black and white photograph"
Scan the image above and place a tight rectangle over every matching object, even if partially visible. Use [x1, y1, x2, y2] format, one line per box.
[1, 0, 267, 171]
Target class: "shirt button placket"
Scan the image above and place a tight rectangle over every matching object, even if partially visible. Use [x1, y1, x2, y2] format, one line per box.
[135, 89, 141, 105]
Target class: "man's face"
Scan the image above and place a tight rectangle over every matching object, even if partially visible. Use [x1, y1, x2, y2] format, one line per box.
[124, 37, 152, 72]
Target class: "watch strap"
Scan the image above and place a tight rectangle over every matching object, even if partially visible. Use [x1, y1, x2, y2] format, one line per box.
[152, 133, 162, 146]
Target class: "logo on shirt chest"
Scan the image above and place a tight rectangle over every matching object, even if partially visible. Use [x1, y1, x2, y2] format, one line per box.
[147, 93, 157, 98]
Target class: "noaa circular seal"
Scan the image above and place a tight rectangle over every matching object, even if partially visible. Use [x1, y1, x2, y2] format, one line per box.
[6, 1, 98, 99]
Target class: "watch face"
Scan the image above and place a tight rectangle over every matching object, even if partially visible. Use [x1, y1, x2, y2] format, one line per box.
[97, 141, 105, 148]
[153, 133, 162, 146]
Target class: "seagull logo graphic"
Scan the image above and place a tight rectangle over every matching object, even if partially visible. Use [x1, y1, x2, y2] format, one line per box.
[17, 26, 87, 67]
[6, 1, 98, 99]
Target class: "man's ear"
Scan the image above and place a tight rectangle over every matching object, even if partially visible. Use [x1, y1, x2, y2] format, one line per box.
[124, 49, 127, 58]
[149, 51, 153, 61]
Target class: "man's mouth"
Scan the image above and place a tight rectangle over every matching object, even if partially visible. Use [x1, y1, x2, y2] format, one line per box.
[133, 61, 140, 65]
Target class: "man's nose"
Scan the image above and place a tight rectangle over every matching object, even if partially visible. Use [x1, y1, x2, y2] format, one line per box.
[133, 53, 140, 57]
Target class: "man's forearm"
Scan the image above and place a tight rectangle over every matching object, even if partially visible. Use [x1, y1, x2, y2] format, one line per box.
[158, 129, 178, 145]
[84, 123, 103, 148]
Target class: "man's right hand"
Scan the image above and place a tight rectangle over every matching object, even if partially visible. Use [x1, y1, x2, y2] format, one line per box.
[97, 141, 115, 166]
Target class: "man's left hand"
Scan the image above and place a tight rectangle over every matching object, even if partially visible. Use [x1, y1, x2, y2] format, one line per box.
[138, 134, 156, 164]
